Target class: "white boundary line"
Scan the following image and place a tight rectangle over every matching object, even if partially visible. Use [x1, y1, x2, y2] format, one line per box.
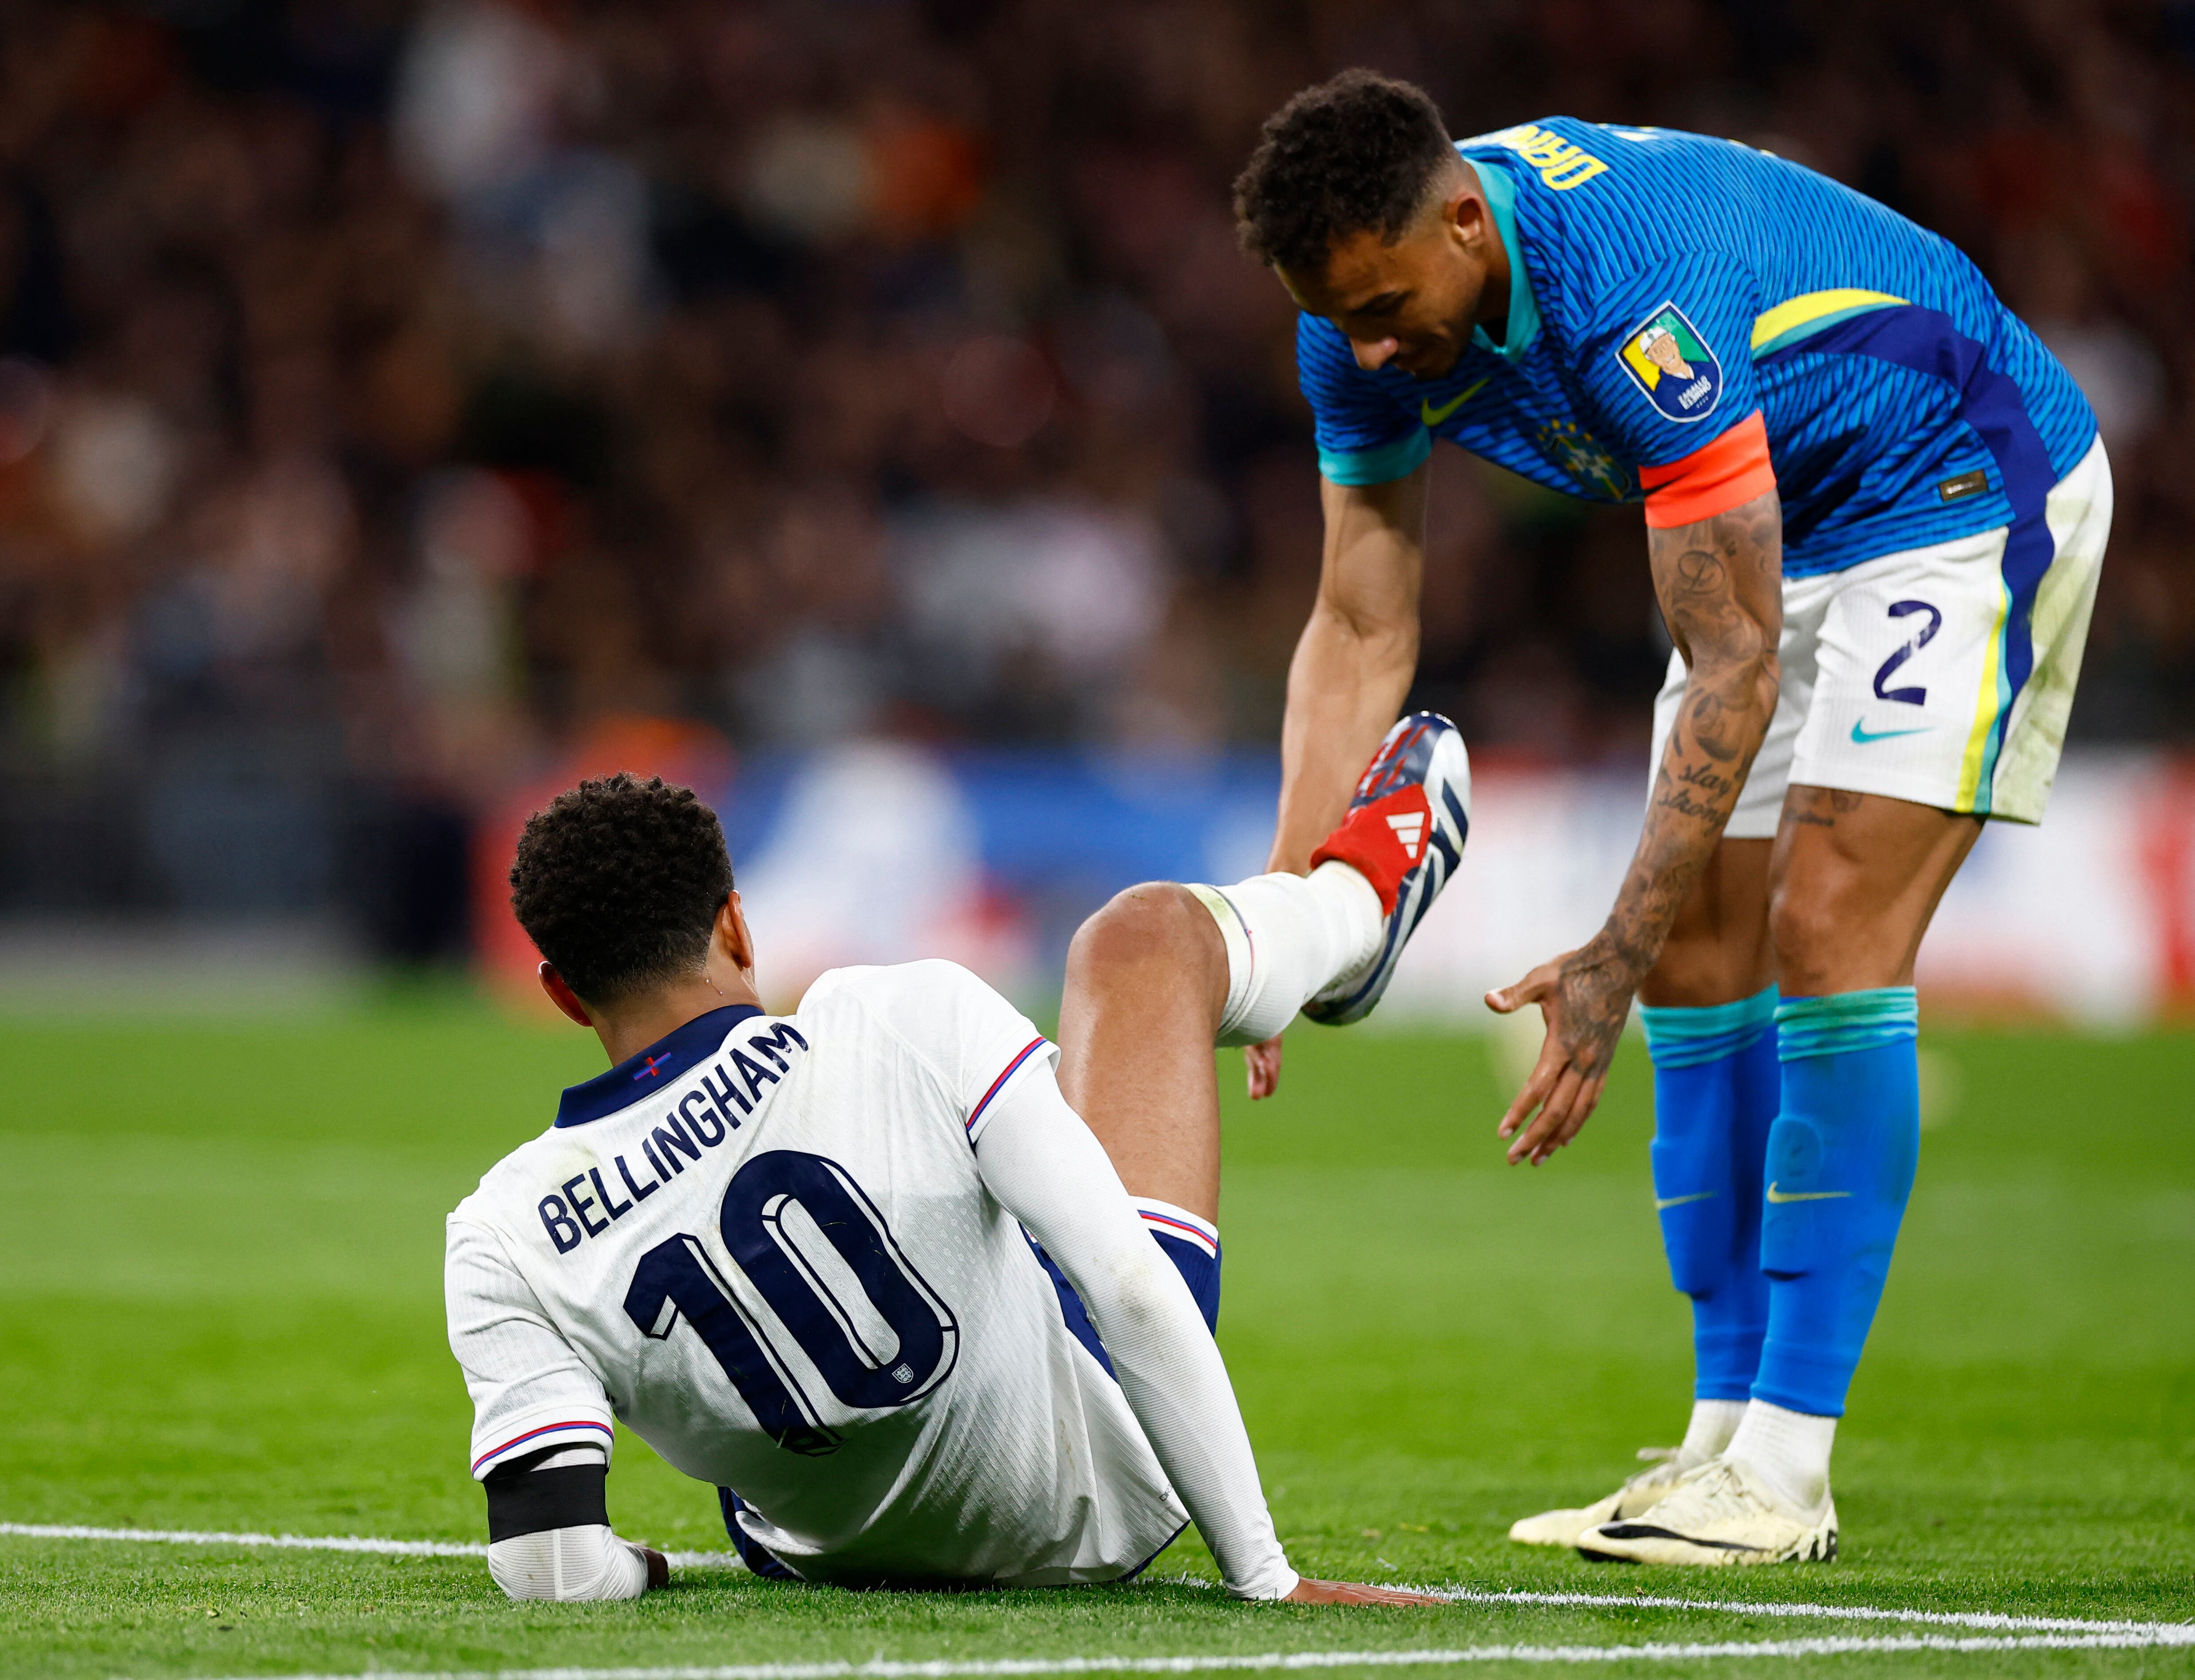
[11, 1521, 2190, 1672]
[191, 1627, 2195, 1680]
[0, 1522, 741, 1571]
[1428, 1586, 2182, 1638]
[7, 1523, 2179, 1640]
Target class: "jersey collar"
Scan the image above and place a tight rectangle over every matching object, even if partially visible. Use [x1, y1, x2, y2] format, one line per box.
[1466, 154, 1541, 362]
[555, 1004, 765, 1128]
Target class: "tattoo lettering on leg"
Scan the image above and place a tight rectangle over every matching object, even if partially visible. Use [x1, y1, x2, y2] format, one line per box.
[1784, 787, 1861, 829]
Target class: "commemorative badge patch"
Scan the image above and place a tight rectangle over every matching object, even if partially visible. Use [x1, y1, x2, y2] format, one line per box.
[1616, 302, 1722, 422]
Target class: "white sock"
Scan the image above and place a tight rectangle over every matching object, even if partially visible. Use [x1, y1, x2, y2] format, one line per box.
[1186, 863, 1383, 1047]
[1678, 1398, 1747, 1467]
[1726, 1399, 1836, 1511]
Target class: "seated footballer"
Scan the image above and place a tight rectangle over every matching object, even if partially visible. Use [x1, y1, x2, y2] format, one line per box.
[445, 714, 1468, 1603]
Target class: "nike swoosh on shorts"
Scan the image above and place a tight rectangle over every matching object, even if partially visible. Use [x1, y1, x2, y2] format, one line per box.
[1849, 719, 1932, 744]
[1765, 1183, 1853, 1203]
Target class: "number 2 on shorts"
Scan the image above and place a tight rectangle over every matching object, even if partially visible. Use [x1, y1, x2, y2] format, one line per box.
[1872, 599, 1942, 706]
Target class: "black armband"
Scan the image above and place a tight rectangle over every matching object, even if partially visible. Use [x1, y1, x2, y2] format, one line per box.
[484, 1449, 611, 1542]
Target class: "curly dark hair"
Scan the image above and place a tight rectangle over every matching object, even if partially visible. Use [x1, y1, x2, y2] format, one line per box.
[1233, 70, 1458, 275]
[509, 773, 735, 1005]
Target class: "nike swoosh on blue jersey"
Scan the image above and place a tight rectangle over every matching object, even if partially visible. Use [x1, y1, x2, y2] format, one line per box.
[1850, 719, 1933, 744]
[1420, 377, 1490, 426]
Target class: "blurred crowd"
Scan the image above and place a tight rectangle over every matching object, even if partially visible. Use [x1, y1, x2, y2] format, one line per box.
[2, 0, 2193, 943]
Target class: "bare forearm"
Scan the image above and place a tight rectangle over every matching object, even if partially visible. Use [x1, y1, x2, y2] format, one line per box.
[1488, 489, 1781, 1163]
[1269, 603, 1418, 871]
[1598, 650, 1776, 978]
[1593, 494, 1783, 982]
[1268, 470, 1428, 873]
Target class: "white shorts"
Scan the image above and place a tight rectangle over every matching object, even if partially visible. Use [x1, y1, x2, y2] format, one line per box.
[1651, 436, 2112, 836]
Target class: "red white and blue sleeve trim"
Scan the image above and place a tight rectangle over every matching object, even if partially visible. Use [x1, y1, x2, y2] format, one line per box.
[965, 1036, 1051, 1147]
[1134, 1199, 1220, 1259]
[471, 1417, 615, 1479]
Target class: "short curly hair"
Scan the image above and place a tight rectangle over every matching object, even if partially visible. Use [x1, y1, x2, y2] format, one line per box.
[1233, 70, 1458, 275]
[509, 773, 735, 1005]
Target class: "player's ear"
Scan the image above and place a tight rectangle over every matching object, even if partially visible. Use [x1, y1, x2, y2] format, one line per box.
[1443, 184, 1488, 253]
[717, 893, 757, 975]
[538, 962, 594, 1027]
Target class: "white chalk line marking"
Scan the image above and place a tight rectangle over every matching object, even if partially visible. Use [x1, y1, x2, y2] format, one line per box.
[1426, 1586, 2181, 1637]
[12, 1521, 2190, 1672]
[182, 1627, 2195, 1680]
[4, 1522, 2177, 1637]
[0, 1522, 740, 1571]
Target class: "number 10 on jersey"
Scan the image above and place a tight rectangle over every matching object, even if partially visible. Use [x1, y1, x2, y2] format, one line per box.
[622, 1150, 960, 1455]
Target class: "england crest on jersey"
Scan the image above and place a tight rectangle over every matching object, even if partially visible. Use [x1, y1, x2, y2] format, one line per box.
[1616, 302, 1722, 422]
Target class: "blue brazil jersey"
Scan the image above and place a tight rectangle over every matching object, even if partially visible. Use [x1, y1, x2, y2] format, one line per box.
[1300, 118, 2097, 577]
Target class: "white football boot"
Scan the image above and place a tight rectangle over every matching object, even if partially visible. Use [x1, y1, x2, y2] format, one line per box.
[1300, 711, 1470, 1026]
[1574, 1455, 1838, 1565]
[1508, 1449, 1696, 1548]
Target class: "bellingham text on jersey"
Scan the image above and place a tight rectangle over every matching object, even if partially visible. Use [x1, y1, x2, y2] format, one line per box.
[538, 1021, 810, 1254]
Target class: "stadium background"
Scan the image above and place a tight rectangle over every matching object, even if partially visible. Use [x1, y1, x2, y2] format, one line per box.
[0, 0, 2192, 1020]
[3, 7, 2192, 1675]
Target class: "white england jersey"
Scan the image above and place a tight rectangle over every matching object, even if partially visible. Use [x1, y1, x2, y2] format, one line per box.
[446, 961, 1190, 1589]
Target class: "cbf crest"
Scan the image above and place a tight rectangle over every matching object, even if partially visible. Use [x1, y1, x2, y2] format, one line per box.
[1616, 302, 1722, 422]
[1534, 419, 1633, 501]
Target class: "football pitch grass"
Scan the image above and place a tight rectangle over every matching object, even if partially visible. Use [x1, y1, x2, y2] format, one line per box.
[0, 998, 2189, 1677]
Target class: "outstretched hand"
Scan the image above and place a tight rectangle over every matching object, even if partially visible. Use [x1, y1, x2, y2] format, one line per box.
[1285, 1577, 1446, 1606]
[1245, 1034, 1284, 1100]
[1485, 938, 1637, 1165]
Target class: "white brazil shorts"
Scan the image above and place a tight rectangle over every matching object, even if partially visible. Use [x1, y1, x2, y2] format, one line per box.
[1650, 435, 2112, 836]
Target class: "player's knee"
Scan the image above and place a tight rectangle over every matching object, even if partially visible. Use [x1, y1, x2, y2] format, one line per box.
[1067, 883, 1211, 983]
[1644, 931, 1760, 1009]
[1767, 877, 1851, 986]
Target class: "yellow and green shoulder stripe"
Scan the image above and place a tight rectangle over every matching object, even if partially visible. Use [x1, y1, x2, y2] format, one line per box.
[1750, 290, 1907, 359]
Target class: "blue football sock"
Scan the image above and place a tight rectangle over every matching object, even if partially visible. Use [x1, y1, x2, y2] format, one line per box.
[1753, 988, 1922, 1418]
[1639, 986, 1778, 1404]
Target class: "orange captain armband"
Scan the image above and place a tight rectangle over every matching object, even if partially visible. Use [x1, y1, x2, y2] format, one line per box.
[1639, 409, 1776, 528]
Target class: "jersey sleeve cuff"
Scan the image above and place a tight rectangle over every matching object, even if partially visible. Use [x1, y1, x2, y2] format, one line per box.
[964, 1036, 1055, 1148]
[471, 1406, 616, 1481]
[1640, 409, 1775, 528]
[1317, 427, 1431, 487]
[1230, 1562, 1302, 1601]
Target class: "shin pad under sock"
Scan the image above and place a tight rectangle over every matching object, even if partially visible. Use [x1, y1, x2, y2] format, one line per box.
[1752, 987, 1921, 1417]
[1639, 987, 1778, 1404]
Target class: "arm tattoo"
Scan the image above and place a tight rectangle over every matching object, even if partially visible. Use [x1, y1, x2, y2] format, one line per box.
[1578, 491, 1783, 1001]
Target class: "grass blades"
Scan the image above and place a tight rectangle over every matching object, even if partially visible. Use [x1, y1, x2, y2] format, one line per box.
[0, 1003, 2190, 1677]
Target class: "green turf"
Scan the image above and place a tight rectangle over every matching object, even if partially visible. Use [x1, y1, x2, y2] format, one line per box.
[1, 998, 2190, 1677]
